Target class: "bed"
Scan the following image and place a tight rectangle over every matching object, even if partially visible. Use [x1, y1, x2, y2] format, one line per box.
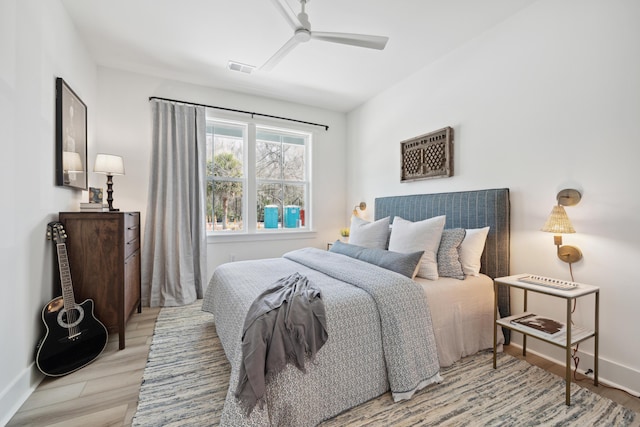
[202, 188, 510, 426]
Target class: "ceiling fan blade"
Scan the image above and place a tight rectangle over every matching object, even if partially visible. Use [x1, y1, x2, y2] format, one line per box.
[261, 36, 300, 71]
[310, 32, 389, 50]
[269, 0, 302, 30]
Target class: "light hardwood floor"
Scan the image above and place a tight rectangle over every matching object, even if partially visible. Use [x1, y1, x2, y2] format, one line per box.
[8, 307, 640, 426]
[7, 307, 161, 427]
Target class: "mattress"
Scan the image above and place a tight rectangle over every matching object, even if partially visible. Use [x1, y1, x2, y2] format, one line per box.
[415, 274, 504, 367]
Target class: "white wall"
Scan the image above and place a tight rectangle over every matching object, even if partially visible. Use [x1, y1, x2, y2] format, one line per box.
[0, 0, 98, 422]
[94, 67, 348, 276]
[347, 0, 640, 395]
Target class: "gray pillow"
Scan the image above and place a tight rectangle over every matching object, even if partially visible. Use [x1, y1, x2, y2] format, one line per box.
[437, 228, 466, 280]
[329, 240, 424, 278]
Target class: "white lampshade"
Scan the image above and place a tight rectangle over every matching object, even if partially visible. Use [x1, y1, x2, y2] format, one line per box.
[94, 154, 125, 175]
[62, 151, 83, 173]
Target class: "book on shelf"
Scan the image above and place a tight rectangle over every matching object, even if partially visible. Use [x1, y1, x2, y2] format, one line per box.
[510, 313, 565, 336]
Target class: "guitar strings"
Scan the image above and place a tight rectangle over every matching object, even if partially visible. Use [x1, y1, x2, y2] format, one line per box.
[58, 243, 79, 337]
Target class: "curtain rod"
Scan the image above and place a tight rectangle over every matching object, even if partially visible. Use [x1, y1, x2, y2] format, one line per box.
[148, 96, 329, 131]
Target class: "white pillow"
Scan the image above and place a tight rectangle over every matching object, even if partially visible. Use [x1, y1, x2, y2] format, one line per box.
[388, 215, 446, 280]
[459, 226, 490, 276]
[348, 216, 390, 249]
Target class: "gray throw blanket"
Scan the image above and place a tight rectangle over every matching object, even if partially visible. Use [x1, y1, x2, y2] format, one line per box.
[235, 272, 328, 415]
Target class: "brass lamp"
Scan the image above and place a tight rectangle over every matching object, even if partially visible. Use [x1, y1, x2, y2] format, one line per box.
[541, 189, 582, 263]
[352, 202, 366, 217]
[94, 154, 125, 211]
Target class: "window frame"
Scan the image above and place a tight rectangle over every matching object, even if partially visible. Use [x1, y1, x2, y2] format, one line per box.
[206, 114, 313, 238]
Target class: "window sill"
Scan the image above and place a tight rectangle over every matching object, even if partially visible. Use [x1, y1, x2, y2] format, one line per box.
[207, 230, 317, 244]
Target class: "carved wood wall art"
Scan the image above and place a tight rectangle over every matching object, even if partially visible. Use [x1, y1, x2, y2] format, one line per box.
[400, 126, 453, 182]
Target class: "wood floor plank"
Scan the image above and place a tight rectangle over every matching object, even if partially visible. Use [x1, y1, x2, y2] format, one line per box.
[47, 405, 129, 427]
[17, 383, 86, 412]
[81, 370, 144, 396]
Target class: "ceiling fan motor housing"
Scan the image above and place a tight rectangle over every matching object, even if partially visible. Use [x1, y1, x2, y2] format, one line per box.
[295, 28, 311, 42]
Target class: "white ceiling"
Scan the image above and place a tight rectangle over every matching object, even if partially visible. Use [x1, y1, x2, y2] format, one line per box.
[61, 0, 537, 113]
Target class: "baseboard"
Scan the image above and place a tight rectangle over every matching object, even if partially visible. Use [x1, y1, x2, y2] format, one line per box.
[508, 342, 640, 398]
[0, 363, 43, 426]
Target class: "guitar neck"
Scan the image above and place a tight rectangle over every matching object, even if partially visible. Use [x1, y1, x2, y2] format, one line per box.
[56, 243, 77, 310]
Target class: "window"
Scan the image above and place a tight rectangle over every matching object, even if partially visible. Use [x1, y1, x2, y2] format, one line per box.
[206, 117, 311, 235]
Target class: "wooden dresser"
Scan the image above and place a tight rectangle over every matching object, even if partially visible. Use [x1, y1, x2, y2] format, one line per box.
[58, 211, 141, 350]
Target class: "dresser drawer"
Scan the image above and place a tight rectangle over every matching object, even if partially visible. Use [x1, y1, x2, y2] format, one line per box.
[125, 212, 140, 243]
[125, 236, 140, 259]
[124, 213, 140, 258]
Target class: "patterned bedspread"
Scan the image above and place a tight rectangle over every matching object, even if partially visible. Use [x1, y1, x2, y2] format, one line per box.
[202, 247, 442, 426]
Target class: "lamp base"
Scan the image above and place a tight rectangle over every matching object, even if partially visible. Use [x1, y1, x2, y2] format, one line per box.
[105, 174, 118, 212]
[557, 245, 582, 263]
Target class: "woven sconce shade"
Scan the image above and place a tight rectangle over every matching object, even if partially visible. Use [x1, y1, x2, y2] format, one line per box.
[541, 205, 575, 234]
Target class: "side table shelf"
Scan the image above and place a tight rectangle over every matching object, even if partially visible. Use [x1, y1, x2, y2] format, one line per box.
[493, 274, 599, 405]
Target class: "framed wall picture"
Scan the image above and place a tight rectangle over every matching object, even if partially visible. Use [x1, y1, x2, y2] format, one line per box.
[400, 126, 454, 182]
[55, 77, 87, 190]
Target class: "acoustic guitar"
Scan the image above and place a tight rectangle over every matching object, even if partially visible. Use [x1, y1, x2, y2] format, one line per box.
[36, 222, 108, 376]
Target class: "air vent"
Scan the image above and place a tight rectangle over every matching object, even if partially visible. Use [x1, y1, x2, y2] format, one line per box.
[227, 61, 255, 74]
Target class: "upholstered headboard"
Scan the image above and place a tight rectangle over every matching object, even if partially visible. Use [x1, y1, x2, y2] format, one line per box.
[375, 188, 511, 341]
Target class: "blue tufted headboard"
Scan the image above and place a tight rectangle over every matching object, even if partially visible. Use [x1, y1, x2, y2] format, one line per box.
[375, 188, 511, 342]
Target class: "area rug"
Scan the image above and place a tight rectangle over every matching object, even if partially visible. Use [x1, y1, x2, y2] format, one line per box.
[133, 301, 639, 426]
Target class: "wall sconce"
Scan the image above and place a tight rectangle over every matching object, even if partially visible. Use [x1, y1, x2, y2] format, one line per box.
[94, 154, 125, 212]
[352, 201, 366, 217]
[541, 189, 582, 264]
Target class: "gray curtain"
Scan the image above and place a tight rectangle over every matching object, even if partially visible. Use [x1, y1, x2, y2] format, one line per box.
[141, 100, 207, 307]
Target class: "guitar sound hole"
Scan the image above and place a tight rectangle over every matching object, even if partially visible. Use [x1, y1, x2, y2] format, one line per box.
[57, 306, 85, 329]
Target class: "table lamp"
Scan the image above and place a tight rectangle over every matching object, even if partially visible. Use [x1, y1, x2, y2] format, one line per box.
[94, 154, 125, 211]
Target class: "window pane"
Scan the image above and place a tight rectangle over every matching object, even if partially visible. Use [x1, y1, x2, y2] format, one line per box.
[284, 184, 304, 208]
[257, 129, 305, 146]
[206, 121, 245, 233]
[284, 184, 306, 228]
[257, 183, 282, 229]
[211, 123, 244, 178]
[256, 141, 281, 179]
[212, 180, 243, 231]
[283, 143, 305, 181]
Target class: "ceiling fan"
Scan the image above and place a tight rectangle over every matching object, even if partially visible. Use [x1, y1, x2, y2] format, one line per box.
[261, 0, 389, 71]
